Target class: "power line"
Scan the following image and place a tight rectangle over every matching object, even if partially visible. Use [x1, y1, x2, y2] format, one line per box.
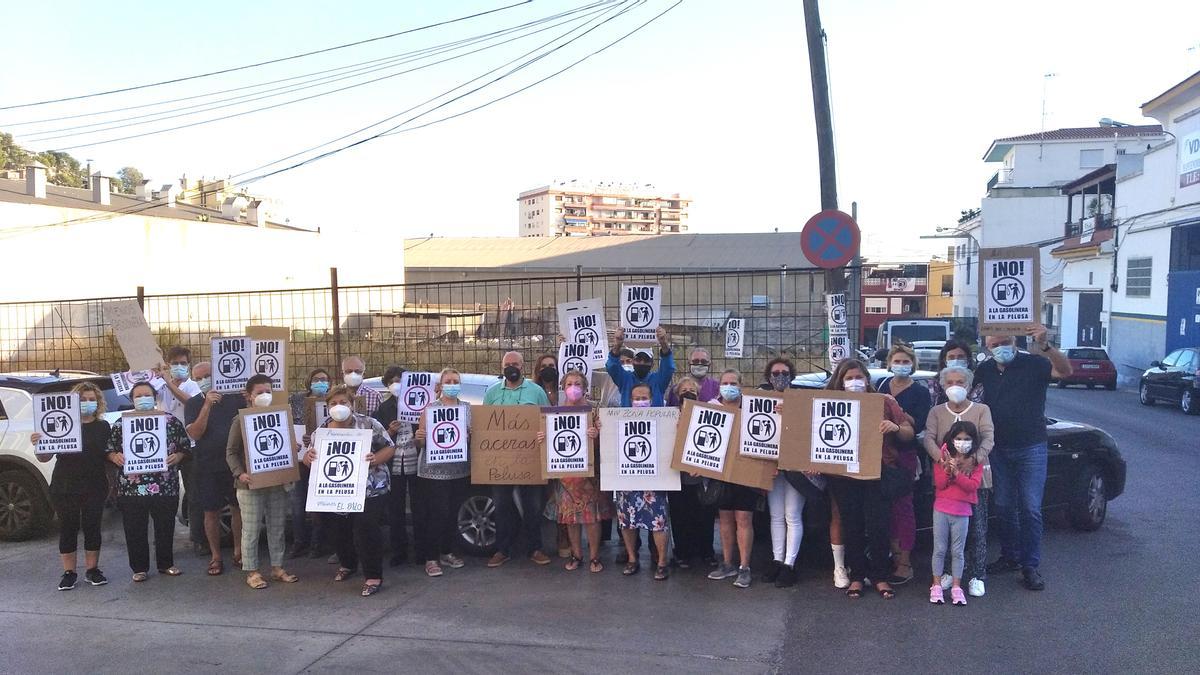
[0, 1, 533, 111]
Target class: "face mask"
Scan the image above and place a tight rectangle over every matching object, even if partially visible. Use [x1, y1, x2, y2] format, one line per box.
[197, 377, 212, 394]
[719, 384, 741, 401]
[953, 439, 974, 454]
[253, 392, 273, 408]
[169, 364, 189, 380]
[946, 358, 969, 370]
[134, 396, 156, 411]
[991, 345, 1016, 364]
[329, 404, 352, 422]
[631, 399, 652, 408]
[310, 381, 329, 396]
[79, 401, 99, 417]
[633, 364, 652, 379]
[344, 372, 364, 387]
[539, 366, 558, 384]
[945, 385, 968, 404]
[843, 379, 867, 393]
[503, 365, 522, 383]
[621, 363, 634, 373]
[890, 364, 912, 377]
[389, 382, 404, 398]
[441, 383, 461, 399]
[680, 391, 698, 401]
[770, 373, 792, 391]
[564, 385, 584, 402]
[690, 365, 709, 378]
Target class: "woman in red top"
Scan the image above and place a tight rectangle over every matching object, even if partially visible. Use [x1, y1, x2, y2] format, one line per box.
[824, 359, 913, 599]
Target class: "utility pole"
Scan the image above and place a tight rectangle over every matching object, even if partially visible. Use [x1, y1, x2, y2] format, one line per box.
[802, 0, 846, 293]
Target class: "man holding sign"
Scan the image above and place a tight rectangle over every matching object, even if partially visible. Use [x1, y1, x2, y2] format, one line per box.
[605, 327, 675, 407]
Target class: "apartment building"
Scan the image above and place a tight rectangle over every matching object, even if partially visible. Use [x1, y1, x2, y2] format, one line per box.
[517, 179, 689, 236]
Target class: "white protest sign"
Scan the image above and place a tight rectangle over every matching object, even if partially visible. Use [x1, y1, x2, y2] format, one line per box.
[679, 404, 735, 473]
[252, 339, 287, 391]
[557, 298, 608, 367]
[600, 407, 680, 491]
[398, 371, 435, 424]
[426, 404, 469, 464]
[558, 342, 593, 388]
[307, 427, 371, 513]
[811, 397, 862, 473]
[121, 413, 169, 475]
[619, 283, 661, 344]
[725, 318, 745, 358]
[827, 293, 848, 368]
[978, 247, 1039, 336]
[739, 393, 781, 460]
[545, 410, 589, 475]
[33, 392, 83, 454]
[241, 408, 296, 475]
[109, 370, 160, 398]
[211, 336, 253, 393]
[104, 299, 163, 371]
[618, 418, 657, 477]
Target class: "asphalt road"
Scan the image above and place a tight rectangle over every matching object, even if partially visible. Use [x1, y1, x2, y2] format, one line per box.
[0, 387, 1195, 674]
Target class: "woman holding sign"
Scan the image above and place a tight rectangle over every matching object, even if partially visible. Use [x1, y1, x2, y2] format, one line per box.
[705, 369, 761, 589]
[413, 368, 471, 577]
[613, 383, 670, 580]
[105, 381, 192, 582]
[31, 382, 112, 591]
[287, 367, 332, 559]
[759, 358, 807, 589]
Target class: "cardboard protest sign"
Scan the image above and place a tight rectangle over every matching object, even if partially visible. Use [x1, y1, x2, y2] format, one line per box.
[469, 405, 546, 485]
[558, 342, 593, 388]
[600, 407, 681, 491]
[779, 389, 885, 480]
[725, 318, 745, 358]
[121, 411, 169, 475]
[238, 405, 300, 488]
[211, 336, 253, 394]
[827, 293, 849, 368]
[304, 397, 329, 434]
[738, 390, 782, 460]
[670, 400, 774, 490]
[540, 407, 592, 479]
[246, 325, 290, 403]
[425, 404, 469, 464]
[557, 298, 608, 367]
[306, 428, 371, 513]
[397, 371, 435, 424]
[104, 299, 163, 371]
[619, 283, 661, 344]
[109, 370, 157, 398]
[978, 246, 1040, 337]
[33, 392, 82, 454]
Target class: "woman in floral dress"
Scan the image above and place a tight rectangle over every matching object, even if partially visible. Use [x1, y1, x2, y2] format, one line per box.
[615, 383, 671, 580]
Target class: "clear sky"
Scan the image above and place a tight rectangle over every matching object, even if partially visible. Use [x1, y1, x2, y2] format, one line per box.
[2, 0, 1198, 261]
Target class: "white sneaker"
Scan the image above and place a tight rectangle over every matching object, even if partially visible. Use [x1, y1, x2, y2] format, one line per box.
[968, 578, 986, 597]
[833, 566, 850, 589]
[940, 574, 953, 590]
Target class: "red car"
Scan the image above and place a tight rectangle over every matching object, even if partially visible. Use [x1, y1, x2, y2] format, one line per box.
[1056, 348, 1118, 390]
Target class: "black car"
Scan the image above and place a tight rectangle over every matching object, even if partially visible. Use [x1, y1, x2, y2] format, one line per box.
[1138, 347, 1199, 415]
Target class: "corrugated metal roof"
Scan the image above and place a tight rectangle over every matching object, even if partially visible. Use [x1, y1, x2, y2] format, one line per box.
[403, 233, 813, 271]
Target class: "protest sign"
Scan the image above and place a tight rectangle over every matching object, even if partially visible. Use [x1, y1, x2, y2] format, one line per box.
[104, 299, 163, 371]
[33, 392, 82, 454]
[121, 411, 168, 475]
[557, 342, 593, 388]
[109, 370, 162, 398]
[599, 407, 680, 491]
[725, 318, 745, 358]
[619, 283, 661, 344]
[670, 400, 774, 490]
[397, 371, 435, 424]
[738, 390, 782, 460]
[426, 404, 469, 464]
[541, 407, 592, 479]
[978, 246, 1040, 336]
[304, 397, 328, 434]
[306, 428, 370, 513]
[469, 406, 545, 485]
[557, 298, 608, 368]
[211, 336, 253, 393]
[778, 389, 885, 479]
[246, 325, 290, 403]
[238, 405, 300, 488]
[827, 293, 849, 368]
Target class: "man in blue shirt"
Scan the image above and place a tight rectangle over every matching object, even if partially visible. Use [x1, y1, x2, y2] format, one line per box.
[605, 327, 675, 406]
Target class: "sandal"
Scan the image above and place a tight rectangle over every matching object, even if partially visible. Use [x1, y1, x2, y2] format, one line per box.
[622, 561, 640, 576]
[232, 553, 242, 568]
[132, 572, 148, 583]
[361, 581, 382, 597]
[271, 568, 299, 583]
[334, 567, 355, 582]
[207, 560, 224, 576]
[564, 555, 582, 571]
[589, 558, 604, 574]
[159, 566, 183, 577]
[245, 572, 268, 589]
[846, 582, 863, 599]
[876, 583, 896, 600]
[654, 565, 670, 581]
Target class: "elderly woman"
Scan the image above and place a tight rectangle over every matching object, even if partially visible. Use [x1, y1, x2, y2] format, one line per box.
[926, 339, 985, 405]
[924, 365, 995, 598]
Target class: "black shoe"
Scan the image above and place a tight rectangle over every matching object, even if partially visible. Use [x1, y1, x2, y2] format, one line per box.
[676, 558, 691, 570]
[1021, 568, 1046, 591]
[775, 564, 797, 588]
[762, 560, 782, 584]
[288, 544, 310, 559]
[57, 571, 78, 591]
[986, 557, 1021, 574]
[84, 568, 108, 586]
[389, 553, 407, 568]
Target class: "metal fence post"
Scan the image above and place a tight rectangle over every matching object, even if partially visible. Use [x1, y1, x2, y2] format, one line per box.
[575, 265, 582, 301]
[330, 267, 342, 367]
[136, 286, 145, 310]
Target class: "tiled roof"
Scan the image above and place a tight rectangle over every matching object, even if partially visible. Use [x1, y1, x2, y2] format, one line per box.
[1051, 227, 1115, 255]
[994, 125, 1162, 143]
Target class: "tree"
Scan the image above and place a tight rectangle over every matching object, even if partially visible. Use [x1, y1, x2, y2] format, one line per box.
[117, 166, 144, 194]
[0, 132, 31, 170]
[36, 150, 84, 187]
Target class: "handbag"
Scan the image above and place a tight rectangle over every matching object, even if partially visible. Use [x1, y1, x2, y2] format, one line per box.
[879, 463, 914, 500]
[697, 477, 727, 506]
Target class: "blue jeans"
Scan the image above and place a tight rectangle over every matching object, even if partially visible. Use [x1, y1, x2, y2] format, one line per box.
[990, 442, 1047, 570]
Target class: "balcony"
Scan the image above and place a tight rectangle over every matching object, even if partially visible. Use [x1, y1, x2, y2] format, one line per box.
[988, 167, 1014, 190]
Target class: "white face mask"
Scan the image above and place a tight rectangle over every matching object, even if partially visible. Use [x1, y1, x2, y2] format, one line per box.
[843, 379, 867, 393]
[329, 404, 352, 422]
[343, 372, 364, 387]
[388, 382, 403, 398]
[252, 392, 274, 408]
[953, 439, 973, 454]
[945, 385, 968, 404]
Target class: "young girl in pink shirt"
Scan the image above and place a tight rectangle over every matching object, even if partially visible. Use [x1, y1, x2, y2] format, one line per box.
[930, 421, 983, 606]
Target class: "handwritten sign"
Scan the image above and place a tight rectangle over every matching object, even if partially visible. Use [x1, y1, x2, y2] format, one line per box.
[33, 392, 82, 454]
[725, 318, 744, 358]
[619, 283, 661, 344]
[557, 298, 608, 367]
[542, 408, 591, 478]
[600, 407, 680, 491]
[426, 404, 469, 464]
[779, 389, 885, 480]
[398, 371, 435, 424]
[469, 406, 545, 485]
[739, 391, 782, 460]
[557, 342, 593, 389]
[104, 299, 163, 371]
[978, 246, 1040, 336]
[306, 428, 370, 513]
[211, 336, 253, 393]
[121, 412, 168, 475]
[239, 405, 300, 488]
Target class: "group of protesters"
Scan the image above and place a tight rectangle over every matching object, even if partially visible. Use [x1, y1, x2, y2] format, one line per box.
[35, 322, 1071, 604]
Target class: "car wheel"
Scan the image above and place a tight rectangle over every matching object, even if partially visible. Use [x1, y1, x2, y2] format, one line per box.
[1068, 464, 1107, 531]
[1104, 380, 1117, 391]
[456, 494, 497, 556]
[1138, 382, 1154, 406]
[0, 470, 50, 541]
[1182, 388, 1198, 416]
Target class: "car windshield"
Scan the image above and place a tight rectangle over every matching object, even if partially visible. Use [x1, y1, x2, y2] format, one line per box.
[889, 325, 948, 343]
[1068, 349, 1109, 360]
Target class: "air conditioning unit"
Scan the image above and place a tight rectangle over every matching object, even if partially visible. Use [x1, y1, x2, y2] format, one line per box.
[751, 295, 770, 309]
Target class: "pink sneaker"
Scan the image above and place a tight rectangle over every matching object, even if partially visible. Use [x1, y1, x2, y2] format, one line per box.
[929, 584, 945, 604]
[951, 587, 967, 606]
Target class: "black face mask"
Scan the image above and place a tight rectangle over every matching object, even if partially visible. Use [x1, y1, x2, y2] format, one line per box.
[632, 363, 652, 379]
[680, 391, 698, 401]
[503, 365, 522, 383]
[539, 366, 558, 384]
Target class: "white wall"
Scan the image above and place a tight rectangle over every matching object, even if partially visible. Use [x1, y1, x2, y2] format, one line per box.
[1004, 138, 1158, 188]
[1059, 255, 1112, 349]
[517, 192, 552, 236]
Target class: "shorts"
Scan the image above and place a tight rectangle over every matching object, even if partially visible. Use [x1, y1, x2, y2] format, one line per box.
[716, 481, 764, 513]
[194, 469, 239, 512]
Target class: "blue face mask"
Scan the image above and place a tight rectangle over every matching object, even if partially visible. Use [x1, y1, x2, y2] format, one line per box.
[442, 383, 462, 399]
[79, 401, 99, 417]
[946, 358, 969, 369]
[890, 364, 913, 377]
[169, 364, 189, 379]
[310, 381, 330, 396]
[133, 396, 156, 411]
[992, 345, 1016, 364]
[719, 384, 741, 401]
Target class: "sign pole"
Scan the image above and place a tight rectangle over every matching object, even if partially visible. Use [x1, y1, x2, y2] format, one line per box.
[802, 0, 845, 294]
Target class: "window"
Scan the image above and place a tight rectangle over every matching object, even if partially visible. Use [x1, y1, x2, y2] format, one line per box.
[1160, 349, 1184, 367]
[1125, 257, 1152, 297]
[865, 298, 888, 314]
[555, 195, 562, 201]
[941, 275, 953, 294]
[889, 298, 903, 314]
[1080, 149, 1103, 169]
